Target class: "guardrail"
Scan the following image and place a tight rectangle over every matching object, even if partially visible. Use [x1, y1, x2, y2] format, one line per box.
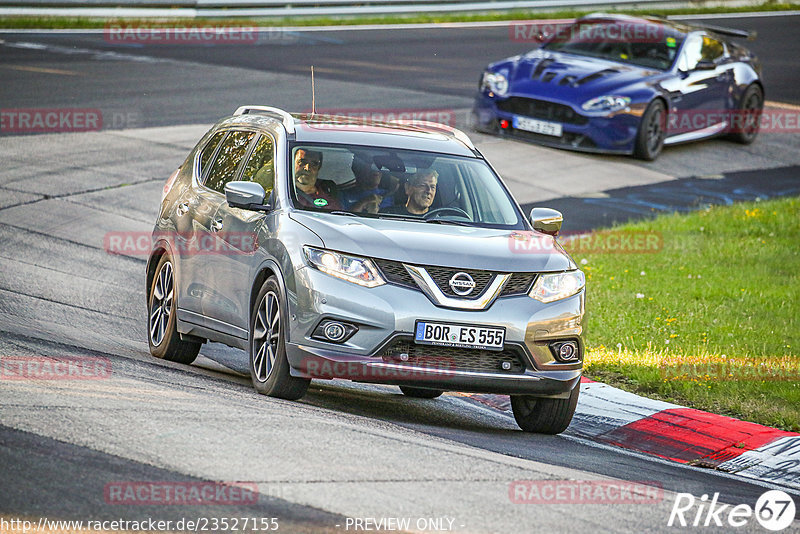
[0, 0, 700, 18]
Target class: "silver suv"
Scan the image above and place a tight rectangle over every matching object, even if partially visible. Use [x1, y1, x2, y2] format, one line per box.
[147, 106, 585, 433]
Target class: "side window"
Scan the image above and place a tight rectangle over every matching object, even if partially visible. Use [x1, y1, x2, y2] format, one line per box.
[240, 134, 275, 194]
[700, 36, 724, 63]
[198, 131, 225, 179]
[204, 131, 256, 194]
[679, 35, 724, 71]
[678, 36, 702, 71]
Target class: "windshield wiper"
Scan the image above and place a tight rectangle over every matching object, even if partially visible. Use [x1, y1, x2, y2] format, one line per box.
[330, 210, 359, 217]
[423, 218, 472, 226]
[375, 213, 421, 222]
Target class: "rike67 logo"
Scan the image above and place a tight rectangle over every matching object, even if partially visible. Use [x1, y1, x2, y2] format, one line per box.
[668, 490, 796, 531]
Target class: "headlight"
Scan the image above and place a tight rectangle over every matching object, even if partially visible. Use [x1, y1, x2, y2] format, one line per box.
[529, 271, 585, 303]
[303, 246, 385, 288]
[481, 71, 509, 96]
[581, 95, 631, 115]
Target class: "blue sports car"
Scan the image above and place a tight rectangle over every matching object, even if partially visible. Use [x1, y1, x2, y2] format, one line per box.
[472, 14, 764, 160]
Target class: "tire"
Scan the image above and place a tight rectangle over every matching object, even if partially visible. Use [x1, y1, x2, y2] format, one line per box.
[727, 84, 763, 145]
[633, 99, 666, 161]
[510, 384, 580, 434]
[399, 386, 443, 399]
[249, 276, 309, 400]
[147, 254, 200, 365]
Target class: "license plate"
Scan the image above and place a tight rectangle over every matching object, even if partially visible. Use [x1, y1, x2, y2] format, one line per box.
[513, 115, 563, 137]
[414, 321, 505, 351]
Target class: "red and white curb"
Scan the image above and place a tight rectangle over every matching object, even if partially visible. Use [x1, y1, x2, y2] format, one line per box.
[460, 377, 800, 490]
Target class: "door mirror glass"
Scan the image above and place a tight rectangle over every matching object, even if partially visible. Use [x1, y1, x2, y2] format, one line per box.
[530, 207, 563, 235]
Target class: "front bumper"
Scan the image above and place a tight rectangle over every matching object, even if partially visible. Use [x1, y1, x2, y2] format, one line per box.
[284, 265, 584, 396]
[472, 92, 642, 155]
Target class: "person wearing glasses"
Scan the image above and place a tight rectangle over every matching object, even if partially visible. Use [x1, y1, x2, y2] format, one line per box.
[292, 148, 342, 210]
[381, 170, 438, 217]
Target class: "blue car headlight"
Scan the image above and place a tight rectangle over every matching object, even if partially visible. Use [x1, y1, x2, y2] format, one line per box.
[481, 71, 509, 97]
[581, 95, 631, 116]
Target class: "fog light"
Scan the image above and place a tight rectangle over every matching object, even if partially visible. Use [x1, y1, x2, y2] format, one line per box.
[501, 361, 512, 371]
[500, 119, 510, 129]
[550, 341, 581, 362]
[311, 320, 358, 344]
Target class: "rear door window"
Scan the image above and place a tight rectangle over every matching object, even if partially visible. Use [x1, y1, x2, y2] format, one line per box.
[198, 131, 226, 180]
[204, 130, 256, 194]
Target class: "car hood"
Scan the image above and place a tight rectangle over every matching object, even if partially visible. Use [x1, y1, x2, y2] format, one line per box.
[289, 211, 573, 272]
[501, 50, 665, 103]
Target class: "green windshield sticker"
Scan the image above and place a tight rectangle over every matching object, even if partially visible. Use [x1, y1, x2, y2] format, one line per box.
[666, 37, 676, 48]
[313, 198, 328, 207]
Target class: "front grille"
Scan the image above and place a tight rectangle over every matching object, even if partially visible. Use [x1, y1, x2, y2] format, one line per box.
[496, 97, 589, 126]
[374, 259, 416, 288]
[375, 259, 537, 299]
[380, 338, 527, 374]
[500, 273, 537, 296]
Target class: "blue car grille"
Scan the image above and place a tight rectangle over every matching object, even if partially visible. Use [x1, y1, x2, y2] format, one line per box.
[496, 97, 589, 126]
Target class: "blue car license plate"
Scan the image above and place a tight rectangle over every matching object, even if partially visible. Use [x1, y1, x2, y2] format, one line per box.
[513, 115, 563, 137]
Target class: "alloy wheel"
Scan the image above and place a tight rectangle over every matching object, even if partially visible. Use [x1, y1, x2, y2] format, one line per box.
[253, 291, 280, 382]
[149, 261, 173, 347]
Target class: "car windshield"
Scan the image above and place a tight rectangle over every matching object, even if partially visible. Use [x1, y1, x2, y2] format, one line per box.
[289, 143, 525, 229]
[542, 20, 684, 70]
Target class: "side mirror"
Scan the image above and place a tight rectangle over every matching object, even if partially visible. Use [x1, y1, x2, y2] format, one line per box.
[694, 60, 716, 71]
[530, 207, 563, 235]
[225, 181, 270, 211]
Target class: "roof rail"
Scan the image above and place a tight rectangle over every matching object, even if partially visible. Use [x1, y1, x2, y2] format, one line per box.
[233, 105, 295, 133]
[389, 119, 475, 150]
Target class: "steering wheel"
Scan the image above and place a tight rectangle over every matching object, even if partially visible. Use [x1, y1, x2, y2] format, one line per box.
[423, 207, 471, 221]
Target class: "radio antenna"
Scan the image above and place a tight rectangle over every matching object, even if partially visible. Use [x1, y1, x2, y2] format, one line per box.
[311, 65, 316, 115]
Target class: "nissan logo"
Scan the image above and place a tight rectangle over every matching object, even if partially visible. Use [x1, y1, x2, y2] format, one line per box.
[449, 272, 476, 296]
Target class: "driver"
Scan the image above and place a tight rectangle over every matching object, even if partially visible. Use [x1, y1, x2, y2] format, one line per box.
[381, 170, 437, 217]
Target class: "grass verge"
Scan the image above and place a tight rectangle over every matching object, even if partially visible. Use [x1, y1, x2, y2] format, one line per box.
[0, 2, 798, 29]
[563, 196, 800, 431]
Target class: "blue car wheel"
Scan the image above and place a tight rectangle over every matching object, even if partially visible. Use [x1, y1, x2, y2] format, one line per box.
[634, 99, 666, 161]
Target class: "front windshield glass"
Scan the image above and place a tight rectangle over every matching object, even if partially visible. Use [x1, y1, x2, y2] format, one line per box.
[289, 143, 524, 229]
[542, 20, 685, 70]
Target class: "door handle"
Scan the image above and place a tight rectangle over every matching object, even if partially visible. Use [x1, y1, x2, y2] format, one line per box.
[176, 202, 189, 216]
[210, 218, 223, 232]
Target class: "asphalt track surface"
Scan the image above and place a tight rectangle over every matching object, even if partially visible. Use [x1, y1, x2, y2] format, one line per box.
[1, 12, 799, 534]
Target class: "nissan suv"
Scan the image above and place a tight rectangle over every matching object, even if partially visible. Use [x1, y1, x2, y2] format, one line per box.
[146, 106, 585, 433]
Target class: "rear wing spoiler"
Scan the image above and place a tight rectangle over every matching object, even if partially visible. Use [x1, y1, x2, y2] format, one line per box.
[700, 24, 757, 41]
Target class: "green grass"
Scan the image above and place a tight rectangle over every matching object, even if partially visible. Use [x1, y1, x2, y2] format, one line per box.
[0, 2, 798, 29]
[565, 196, 800, 431]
